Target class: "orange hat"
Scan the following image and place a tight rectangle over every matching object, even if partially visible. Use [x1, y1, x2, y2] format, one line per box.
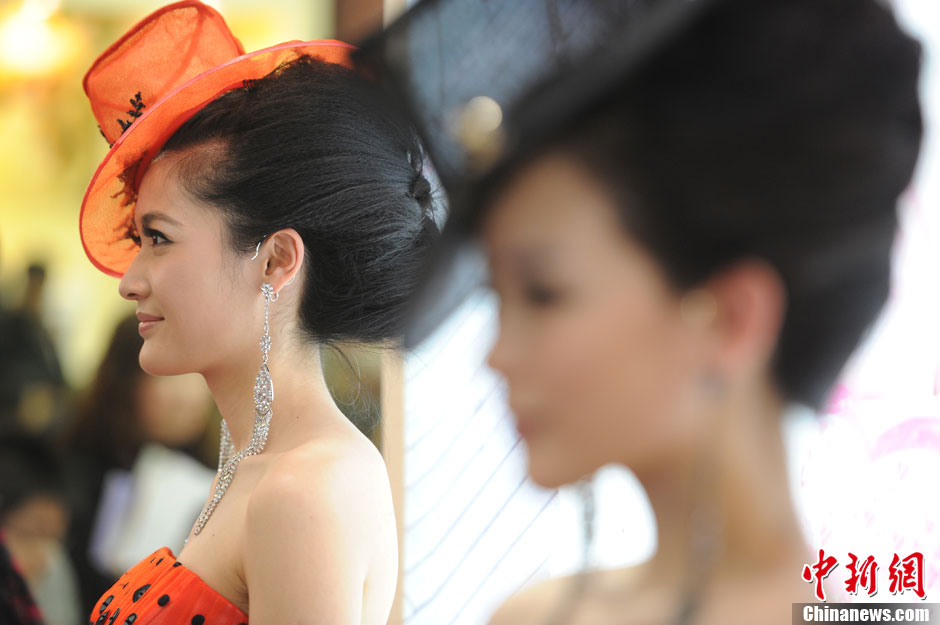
[81, 0, 354, 277]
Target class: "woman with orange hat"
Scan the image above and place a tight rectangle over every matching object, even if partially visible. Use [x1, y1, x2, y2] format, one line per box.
[360, 0, 923, 623]
[79, 2, 436, 623]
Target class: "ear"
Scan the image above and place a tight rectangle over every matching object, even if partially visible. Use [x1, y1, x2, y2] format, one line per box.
[260, 228, 305, 294]
[705, 259, 786, 379]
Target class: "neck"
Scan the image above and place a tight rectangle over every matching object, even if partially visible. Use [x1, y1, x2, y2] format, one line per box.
[634, 384, 810, 597]
[201, 325, 337, 453]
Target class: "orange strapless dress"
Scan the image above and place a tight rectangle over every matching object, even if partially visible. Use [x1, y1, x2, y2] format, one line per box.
[89, 547, 247, 625]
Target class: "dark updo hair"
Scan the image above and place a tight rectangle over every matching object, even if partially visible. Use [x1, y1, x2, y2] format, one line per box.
[554, 0, 922, 408]
[160, 56, 439, 345]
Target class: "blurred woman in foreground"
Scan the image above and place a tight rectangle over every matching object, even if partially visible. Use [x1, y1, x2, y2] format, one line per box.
[363, 0, 922, 622]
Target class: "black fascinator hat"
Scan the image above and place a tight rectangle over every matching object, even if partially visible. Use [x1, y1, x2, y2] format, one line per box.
[356, 0, 722, 346]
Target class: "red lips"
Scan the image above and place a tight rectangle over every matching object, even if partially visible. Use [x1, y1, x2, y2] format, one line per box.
[136, 312, 163, 322]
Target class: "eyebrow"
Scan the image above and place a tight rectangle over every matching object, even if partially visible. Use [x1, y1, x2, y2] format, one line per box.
[490, 244, 560, 274]
[140, 212, 182, 228]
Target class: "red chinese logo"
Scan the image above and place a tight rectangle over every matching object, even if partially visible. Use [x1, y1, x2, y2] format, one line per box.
[888, 552, 926, 599]
[802, 549, 839, 601]
[802, 550, 926, 601]
[845, 553, 878, 597]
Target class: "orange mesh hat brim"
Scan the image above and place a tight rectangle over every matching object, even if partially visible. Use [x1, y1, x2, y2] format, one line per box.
[80, 38, 354, 277]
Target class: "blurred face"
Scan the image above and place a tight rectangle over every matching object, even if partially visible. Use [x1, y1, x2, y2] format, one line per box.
[483, 153, 711, 488]
[119, 153, 259, 376]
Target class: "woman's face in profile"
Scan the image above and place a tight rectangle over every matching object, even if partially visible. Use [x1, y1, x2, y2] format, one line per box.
[118, 152, 260, 377]
[482, 153, 713, 488]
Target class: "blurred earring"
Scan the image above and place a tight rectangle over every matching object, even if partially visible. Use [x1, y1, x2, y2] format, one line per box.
[544, 475, 596, 625]
[675, 464, 724, 624]
[681, 289, 724, 401]
[579, 475, 596, 570]
[194, 282, 276, 535]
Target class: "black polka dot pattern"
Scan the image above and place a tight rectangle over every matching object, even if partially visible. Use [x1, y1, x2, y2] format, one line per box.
[132, 584, 150, 602]
[89, 548, 246, 625]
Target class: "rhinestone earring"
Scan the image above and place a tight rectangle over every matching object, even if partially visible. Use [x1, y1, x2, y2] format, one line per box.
[193, 282, 276, 535]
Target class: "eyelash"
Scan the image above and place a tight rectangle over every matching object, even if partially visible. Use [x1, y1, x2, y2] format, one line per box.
[524, 283, 560, 306]
[127, 227, 170, 247]
[486, 275, 562, 308]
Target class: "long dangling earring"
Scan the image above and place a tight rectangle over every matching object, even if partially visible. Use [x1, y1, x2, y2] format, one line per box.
[251, 282, 276, 452]
[193, 282, 277, 535]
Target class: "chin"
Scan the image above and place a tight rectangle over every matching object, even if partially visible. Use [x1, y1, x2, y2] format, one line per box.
[525, 446, 598, 489]
[138, 344, 190, 377]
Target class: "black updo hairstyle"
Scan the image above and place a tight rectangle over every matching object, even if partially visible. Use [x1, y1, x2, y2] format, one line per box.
[160, 56, 439, 345]
[532, 0, 922, 409]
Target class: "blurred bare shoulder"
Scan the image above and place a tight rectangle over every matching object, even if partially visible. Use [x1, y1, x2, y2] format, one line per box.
[488, 565, 654, 625]
[488, 574, 569, 625]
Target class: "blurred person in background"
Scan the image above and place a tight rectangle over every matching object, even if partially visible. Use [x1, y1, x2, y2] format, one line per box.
[0, 434, 77, 625]
[75, 0, 436, 623]
[361, 0, 922, 623]
[0, 263, 67, 437]
[62, 313, 216, 616]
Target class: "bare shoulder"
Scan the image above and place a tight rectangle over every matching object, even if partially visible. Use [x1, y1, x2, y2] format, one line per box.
[489, 565, 648, 625]
[248, 428, 391, 527]
[239, 424, 397, 623]
[488, 574, 570, 625]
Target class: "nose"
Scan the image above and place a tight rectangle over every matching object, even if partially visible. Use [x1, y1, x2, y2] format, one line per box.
[118, 251, 149, 301]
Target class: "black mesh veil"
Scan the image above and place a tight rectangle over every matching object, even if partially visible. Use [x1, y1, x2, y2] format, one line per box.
[355, 0, 723, 347]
